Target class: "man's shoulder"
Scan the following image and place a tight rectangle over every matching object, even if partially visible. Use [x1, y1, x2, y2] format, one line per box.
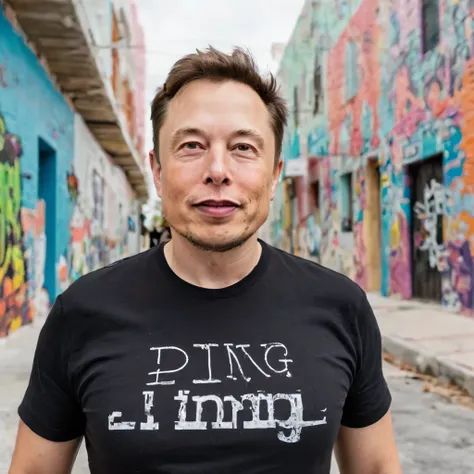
[60, 247, 158, 308]
[266, 243, 365, 307]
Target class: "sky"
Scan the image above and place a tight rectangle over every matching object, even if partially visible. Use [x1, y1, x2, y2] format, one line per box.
[136, 0, 305, 158]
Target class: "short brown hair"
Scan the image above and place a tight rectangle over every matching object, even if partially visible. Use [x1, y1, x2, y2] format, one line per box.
[150, 46, 288, 165]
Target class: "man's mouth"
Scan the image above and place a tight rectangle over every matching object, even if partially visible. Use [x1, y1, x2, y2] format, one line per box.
[194, 200, 239, 208]
[193, 200, 240, 217]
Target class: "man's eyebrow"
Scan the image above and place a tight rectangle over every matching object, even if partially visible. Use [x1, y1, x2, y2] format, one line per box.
[232, 129, 265, 149]
[170, 127, 205, 149]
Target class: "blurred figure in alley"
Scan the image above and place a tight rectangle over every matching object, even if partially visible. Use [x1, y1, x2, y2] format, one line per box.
[159, 222, 171, 245]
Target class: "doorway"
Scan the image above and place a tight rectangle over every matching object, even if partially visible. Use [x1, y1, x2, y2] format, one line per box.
[38, 138, 57, 304]
[408, 153, 443, 302]
[364, 158, 382, 292]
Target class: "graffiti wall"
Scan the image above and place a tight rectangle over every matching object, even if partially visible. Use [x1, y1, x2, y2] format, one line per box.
[0, 6, 75, 336]
[0, 6, 143, 337]
[274, 0, 474, 316]
[382, 0, 474, 316]
[0, 113, 32, 336]
[57, 116, 141, 292]
[327, 0, 382, 156]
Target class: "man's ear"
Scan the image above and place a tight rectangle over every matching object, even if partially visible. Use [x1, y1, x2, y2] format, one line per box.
[271, 158, 283, 200]
[149, 150, 162, 198]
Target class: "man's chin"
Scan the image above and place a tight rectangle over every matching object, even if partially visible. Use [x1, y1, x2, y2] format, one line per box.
[179, 231, 252, 253]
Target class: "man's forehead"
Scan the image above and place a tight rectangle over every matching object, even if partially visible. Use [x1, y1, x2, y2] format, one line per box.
[160, 81, 274, 143]
[169, 79, 268, 112]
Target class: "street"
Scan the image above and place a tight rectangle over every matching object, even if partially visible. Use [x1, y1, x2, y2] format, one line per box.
[1, 319, 473, 474]
[381, 362, 474, 474]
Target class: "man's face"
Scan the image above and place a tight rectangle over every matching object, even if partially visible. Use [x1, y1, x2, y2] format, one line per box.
[150, 79, 282, 252]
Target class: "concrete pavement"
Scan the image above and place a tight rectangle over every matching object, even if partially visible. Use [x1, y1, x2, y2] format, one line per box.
[367, 293, 474, 397]
[386, 362, 474, 474]
[331, 361, 474, 474]
[0, 317, 89, 473]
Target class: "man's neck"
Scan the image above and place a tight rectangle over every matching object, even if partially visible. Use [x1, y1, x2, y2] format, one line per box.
[163, 234, 262, 289]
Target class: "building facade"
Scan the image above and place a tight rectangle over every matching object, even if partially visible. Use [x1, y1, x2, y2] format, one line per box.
[75, 0, 148, 164]
[273, 0, 474, 317]
[129, 0, 147, 158]
[0, 0, 147, 338]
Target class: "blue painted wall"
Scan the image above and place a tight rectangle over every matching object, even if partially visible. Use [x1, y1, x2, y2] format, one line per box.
[0, 6, 74, 304]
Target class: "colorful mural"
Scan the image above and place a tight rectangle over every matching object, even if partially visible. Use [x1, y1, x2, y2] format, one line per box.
[1, 3, 76, 309]
[327, 0, 382, 156]
[274, 0, 474, 316]
[0, 5, 143, 338]
[0, 114, 32, 336]
[0, 4, 76, 335]
[353, 166, 367, 289]
[58, 115, 141, 293]
[21, 200, 50, 320]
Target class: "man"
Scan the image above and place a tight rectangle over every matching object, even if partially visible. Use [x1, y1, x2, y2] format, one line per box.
[9, 47, 402, 474]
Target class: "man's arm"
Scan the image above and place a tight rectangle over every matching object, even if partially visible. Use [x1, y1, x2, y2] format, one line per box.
[335, 289, 402, 473]
[9, 420, 82, 474]
[9, 296, 85, 473]
[334, 411, 402, 474]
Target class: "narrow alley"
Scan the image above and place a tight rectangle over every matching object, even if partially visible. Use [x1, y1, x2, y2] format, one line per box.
[2, 0, 474, 473]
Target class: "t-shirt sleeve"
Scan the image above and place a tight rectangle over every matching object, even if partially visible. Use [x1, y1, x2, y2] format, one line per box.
[18, 295, 85, 442]
[340, 289, 392, 428]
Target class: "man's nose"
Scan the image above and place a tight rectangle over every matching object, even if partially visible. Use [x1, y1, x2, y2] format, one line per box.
[203, 146, 231, 185]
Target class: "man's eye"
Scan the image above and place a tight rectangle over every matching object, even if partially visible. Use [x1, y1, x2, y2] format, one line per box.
[235, 144, 252, 152]
[184, 142, 200, 150]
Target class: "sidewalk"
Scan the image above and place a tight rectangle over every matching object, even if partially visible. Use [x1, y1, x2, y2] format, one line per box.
[0, 317, 39, 473]
[0, 316, 88, 473]
[367, 293, 474, 397]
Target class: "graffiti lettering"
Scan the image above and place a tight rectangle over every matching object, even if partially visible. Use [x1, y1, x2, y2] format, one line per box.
[402, 142, 421, 162]
[414, 179, 449, 270]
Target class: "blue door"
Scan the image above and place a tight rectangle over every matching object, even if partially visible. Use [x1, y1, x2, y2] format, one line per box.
[38, 138, 56, 304]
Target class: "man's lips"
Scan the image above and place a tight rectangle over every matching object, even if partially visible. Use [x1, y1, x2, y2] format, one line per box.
[193, 200, 240, 217]
[194, 199, 240, 207]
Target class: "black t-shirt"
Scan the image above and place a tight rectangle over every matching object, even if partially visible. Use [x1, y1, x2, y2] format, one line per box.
[18, 240, 391, 474]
